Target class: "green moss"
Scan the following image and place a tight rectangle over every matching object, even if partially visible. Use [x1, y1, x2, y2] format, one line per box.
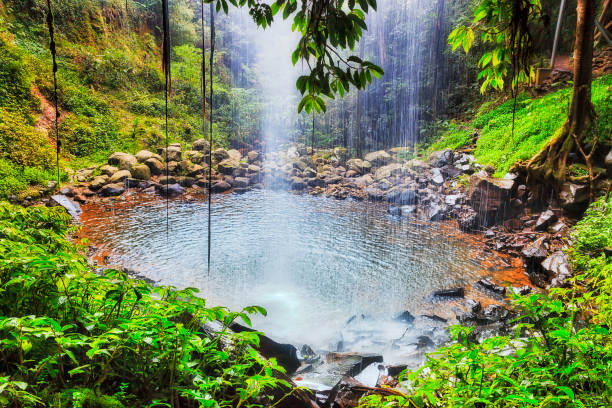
[428, 121, 475, 152]
[0, 33, 38, 117]
[473, 74, 612, 176]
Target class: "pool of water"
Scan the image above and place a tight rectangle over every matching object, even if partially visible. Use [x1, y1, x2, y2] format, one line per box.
[79, 189, 523, 364]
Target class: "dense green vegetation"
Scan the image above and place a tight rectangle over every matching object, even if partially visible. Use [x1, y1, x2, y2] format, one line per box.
[360, 196, 612, 408]
[428, 74, 612, 176]
[0, 202, 292, 407]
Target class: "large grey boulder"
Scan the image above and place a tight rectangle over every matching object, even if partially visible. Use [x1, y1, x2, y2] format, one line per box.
[559, 182, 588, 212]
[109, 169, 132, 184]
[158, 145, 182, 162]
[227, 149, 242, 162]
[192, 138, 210, 151]
[100, 183, 125, 197]
[218, 159, 240, 175]
[212, 148, 230, 163]
[428, 149, 454, 168]
[364, 150, 392, 167]
[375, 163, 403, 180]
[89, 175, 109, 190]
[135, 150, 154, 163]
[100, 165, 118, 177]
[543, 251, 573, 287]
[468, 173, 515, 224]
[145, 157, 164, 175]
[132, 164, 151, 181]
[108, 152, 137, 172]
[346, 158, 372, 174]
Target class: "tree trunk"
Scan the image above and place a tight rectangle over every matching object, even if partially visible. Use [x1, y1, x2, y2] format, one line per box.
[526, 0, 597, 185]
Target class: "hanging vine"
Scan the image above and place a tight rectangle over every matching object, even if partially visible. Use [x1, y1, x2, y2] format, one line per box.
[45, 0, 60, 188]
[207, 1, 215, 275]
[162, 0, 171, 237]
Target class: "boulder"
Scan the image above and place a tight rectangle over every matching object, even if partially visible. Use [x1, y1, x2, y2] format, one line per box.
[405, 159, 430, 172]
[132, 164, 151, 181]
[483, 305, 509, 322]
[100, 165, 119, 177]
[426, 202, 447, 221]
[155, 183, 185, 197]
[177, 176, 196, 188]
[430, 168, 445, 185]
[476, 278, 507, 296]
[184, 150, 204, 163]
[307, 178, 326, 187]
[218, 159, 240, 175]
[48, 195, 82, 219]
[247, 150, 260, 163]
[166, 161, 180, 174]
[230, 322, 300, 374]
[158, 145, 182, 162]
[291, 177, 307, 190]
[522, 236, 549, 260]
[469, 174, 515, 224]
[559, 182, 588, 212]
[440, 165, 462, 180]
[212, 148, 230, 163]
[135, 150, 154, 163]
[233, 177, 249, 188]
[186, 164, 205, 177]
[108, 152, 137, 171]
[303, 167, 317, 178]
[100, 183, 125, 197]
[347, 158, 372, 174]
[535, 209, 558, 231]
[428, 149, 453, 168]
[354, 174, 374, 188]
[542, 251, 573, 287]
[211, 181, 232, 193]
[109, 170, 131, 184]
[89, 175, 109, 190]
[227, 149, 242, 162]
[366, 187, 385, 201]
[144, 157, 164, 175]
[375, 163, 403, 180]
[386, 188, 417, 205]
[124, 178, 142, 188]
[159, 176, 176, 185]
[247, 164, 261, 173]
[192, 138, 210, 151]
[293, 160, 308, 171]
[364, 150, 392, 167]
[76, 168, 94, 182]
[394, 311, 415, 324]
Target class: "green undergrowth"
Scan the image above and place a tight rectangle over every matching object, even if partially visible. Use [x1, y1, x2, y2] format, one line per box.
[360, 196, 612, 408]
[0, 202, 292, 407]
[428, 74, 612, 176]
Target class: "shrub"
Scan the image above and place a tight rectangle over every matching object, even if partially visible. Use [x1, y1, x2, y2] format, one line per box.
[0, 158, 58, 199]
[0, 108, 54, 168]
[59, 113, 121, 157]
[0, 34, 38, 117]
[0, 202, 291, 406]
